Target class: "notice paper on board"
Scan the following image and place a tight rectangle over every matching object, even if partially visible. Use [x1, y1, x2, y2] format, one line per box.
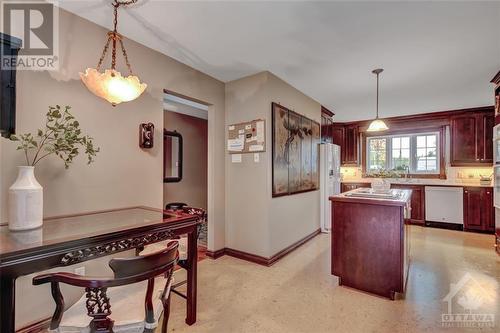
[227, 137, 244, 151]
[227, 119, 266, 153]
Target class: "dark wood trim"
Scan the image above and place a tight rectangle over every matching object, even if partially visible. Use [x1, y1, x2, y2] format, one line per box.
[491, 70, 500, 85]
[360, 126, 446, 179]
[224, 248, 270, 266]
[335, 106, 494, 127]
[267, 228, 321, 266]
[16, 317, 50, 333]
[208, 229, 321, 266]
[321, 105, 334, 117]
[205, 248, 225, 259]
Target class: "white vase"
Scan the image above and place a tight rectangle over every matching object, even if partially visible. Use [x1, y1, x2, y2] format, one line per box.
[8, 166, 43, 231]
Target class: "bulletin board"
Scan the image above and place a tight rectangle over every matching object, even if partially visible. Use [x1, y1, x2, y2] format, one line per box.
[227, 119, 266, 153]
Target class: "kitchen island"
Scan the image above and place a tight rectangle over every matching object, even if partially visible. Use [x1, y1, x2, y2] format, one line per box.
[330, 188, 412, 300]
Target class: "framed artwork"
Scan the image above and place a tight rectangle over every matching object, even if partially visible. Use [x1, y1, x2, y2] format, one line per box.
[272, 102, 321, 197]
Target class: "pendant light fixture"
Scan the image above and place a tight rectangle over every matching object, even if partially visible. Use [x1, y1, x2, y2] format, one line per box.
[367, 68, 389, 132]
[80, 0, 146, 106]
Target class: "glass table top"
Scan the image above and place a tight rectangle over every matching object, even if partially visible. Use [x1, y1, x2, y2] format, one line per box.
[0, 207, 193, 257]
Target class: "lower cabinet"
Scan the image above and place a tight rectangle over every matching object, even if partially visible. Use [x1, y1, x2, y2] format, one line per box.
[391, 184, 425, 225]
[340, 182, 370, 193]
[463, 187, 494, 233]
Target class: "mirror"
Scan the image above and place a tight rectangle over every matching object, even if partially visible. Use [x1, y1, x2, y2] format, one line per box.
[164, 130, 183, 183]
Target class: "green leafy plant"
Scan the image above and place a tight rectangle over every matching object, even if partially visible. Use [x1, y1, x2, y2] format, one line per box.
[9, 105, 100, 168]
[366, 168, 402, 178]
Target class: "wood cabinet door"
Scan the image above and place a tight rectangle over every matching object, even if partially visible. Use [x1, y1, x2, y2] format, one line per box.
[482, 188, 495, 233]
[343, 125, 359, 165]
[331, 125, 345, 162]
[391, 184, 425, 224]
[451, 115, 478, 165]
[479, 114, 494, 163]
[321, 116, 333, 144]
[463, 187, 483, 231]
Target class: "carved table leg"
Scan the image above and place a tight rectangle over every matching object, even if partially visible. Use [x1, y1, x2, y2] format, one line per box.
[186, 227, 198, 325]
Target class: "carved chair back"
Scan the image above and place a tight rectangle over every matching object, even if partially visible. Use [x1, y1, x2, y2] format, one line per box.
[33, 241, 179, 333]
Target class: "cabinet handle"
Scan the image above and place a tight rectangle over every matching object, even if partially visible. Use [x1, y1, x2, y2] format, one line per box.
[465, 190, 468, 193]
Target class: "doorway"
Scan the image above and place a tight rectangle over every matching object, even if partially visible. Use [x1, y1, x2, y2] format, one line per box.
[163, 90, 209, 247]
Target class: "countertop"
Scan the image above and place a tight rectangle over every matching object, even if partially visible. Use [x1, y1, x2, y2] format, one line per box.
[341, 178, 493, 188]
[330, 188, 412, 207]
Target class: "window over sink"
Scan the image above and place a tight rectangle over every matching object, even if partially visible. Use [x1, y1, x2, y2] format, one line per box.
[365, 129, 443, 177]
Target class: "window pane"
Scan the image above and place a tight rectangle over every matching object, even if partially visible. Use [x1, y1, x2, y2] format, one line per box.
[426, 148, 436, 157]
[417, 158, 427, 171]
[417, 136, 426, 148]
[392, 137, 400, 149]
[427, 159, 437, 170]
[427, 135, 436, 147]
[417, 148, 426, 157]
[370, 138, 386, 151]
[401, 149, 410, 159]
[392, 149, 401, 158]
[401, 137, 410, 148]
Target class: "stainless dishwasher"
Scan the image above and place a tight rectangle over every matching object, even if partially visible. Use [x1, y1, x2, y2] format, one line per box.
[425, 186, 464, 225]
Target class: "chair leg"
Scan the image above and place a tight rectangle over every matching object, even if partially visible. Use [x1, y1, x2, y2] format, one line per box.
[161, 295, 171, 333]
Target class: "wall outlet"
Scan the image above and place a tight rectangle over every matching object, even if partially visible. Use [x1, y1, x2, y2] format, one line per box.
[74, 267, 85, 276]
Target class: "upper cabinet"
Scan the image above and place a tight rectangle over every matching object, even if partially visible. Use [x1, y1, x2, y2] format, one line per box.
[320, 106, 334, 144]
[331, 123, 359, 166]
[491, 70, 500, 124]
[343, 124, 359, 166]
[450, 111, 494, 166]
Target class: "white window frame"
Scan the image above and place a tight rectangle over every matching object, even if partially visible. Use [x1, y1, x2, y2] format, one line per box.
[366, 131, 440, 175]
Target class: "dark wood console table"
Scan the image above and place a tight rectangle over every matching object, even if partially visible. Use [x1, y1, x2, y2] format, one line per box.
[0, 206, 200, 332]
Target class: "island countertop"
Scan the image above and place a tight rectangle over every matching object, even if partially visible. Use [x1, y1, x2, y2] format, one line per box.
[330, 188, 412, 207]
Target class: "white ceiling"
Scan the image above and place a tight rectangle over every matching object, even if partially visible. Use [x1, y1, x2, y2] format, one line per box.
[59, 0, 500, 121]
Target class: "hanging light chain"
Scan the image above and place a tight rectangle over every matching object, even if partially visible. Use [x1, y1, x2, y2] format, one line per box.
[96, 34, 113, 71]
[95, 0, 138, 73]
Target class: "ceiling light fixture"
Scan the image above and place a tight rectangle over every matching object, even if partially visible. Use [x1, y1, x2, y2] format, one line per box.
[80, 0, 146, 106]
[367, 68, 389, 132]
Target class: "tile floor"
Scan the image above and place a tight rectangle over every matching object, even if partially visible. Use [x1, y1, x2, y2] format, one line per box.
[167, 226, 499, 333]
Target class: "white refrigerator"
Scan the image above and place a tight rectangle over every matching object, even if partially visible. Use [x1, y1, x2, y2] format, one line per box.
[320, 143, 341, 233]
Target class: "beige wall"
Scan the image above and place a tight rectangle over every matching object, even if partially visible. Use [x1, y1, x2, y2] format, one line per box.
[163, 111, 208, 209]
[225, 72, 321, 258]
[0, 7, 225, 329]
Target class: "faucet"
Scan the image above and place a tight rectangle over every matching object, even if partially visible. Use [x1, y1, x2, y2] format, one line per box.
[404, 165, 410, 182]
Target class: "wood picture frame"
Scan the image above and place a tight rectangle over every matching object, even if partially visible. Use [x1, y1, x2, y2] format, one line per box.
[272, 102, 320, 197]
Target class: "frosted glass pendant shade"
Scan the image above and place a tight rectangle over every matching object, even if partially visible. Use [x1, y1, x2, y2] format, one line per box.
[366, 118, 389, 132]
[80, 68, 147, 106]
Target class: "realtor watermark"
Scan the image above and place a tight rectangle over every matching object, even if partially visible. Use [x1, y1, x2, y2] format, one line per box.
[442, 273, 495, 328]
[1, 0, 59, 70]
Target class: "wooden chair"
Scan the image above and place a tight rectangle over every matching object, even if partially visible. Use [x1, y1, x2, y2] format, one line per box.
[33, 241, 179, 333]
[138, 203, 206, 301]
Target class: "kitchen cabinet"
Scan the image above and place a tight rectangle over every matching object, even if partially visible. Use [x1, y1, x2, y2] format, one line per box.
[341, 182, 370, 193]
[450, 112, 494, 166]
[391, 184, 425, 225]
[343, 125, 359, 166]
[331, 124, 359, 166]
[321, 106, 334, 144]
[463, 187, 494, 233]
[331, 124, 344, 161]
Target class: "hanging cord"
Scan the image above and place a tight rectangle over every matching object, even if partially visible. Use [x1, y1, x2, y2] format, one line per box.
[376, 72, 379, 119]
[95, 0, 138, 74]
